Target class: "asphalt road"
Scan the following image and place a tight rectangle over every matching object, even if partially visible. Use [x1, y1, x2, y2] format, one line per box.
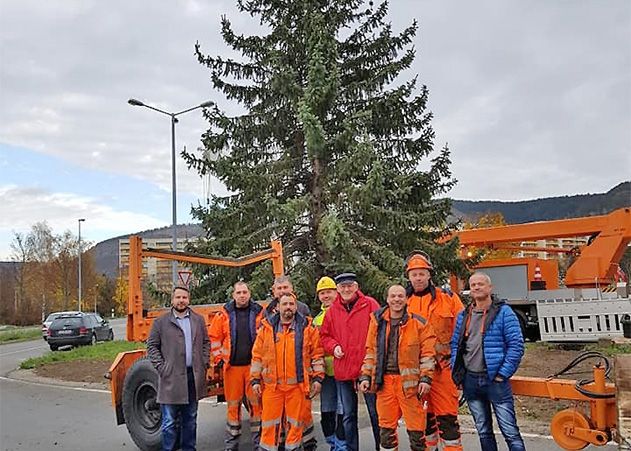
[0, 318, 127, 376]
[0, 319, 617, 450]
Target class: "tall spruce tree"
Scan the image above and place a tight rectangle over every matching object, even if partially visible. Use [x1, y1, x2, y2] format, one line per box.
[184, 0, 463, 304]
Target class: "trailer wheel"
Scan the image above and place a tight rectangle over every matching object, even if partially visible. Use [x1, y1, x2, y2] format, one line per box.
[514, 310, 528, 340]
[550, 408, 591, 449]
[525, 325, 540, 342]
[122, 358, 161, 451]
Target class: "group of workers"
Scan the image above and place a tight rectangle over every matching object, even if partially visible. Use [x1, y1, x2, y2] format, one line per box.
[148, 251, 526, 451]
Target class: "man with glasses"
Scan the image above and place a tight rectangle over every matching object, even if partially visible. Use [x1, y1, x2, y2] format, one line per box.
[319, 273, 380, 451]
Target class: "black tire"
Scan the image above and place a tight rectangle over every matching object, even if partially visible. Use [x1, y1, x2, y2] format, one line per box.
[90, 333, 97, 346]
[513, 309, 528, 339]
[122, 358, 161, 451]
[108, 330, 114, 341]
[525, 324, 541, 342]
[49, 344, 58, 351]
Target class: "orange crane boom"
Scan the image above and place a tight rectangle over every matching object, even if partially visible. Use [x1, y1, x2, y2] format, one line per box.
[451, 207, 631, 288]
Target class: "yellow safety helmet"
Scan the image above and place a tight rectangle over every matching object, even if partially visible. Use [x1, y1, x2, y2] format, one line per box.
[316, 276, 337, 293]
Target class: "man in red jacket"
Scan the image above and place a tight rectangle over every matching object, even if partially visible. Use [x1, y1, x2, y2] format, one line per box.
[320, 273, 380, 451]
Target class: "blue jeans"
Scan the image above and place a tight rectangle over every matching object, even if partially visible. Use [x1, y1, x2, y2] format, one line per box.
[463, 372, 525, 451]
[336, 380, 379, 451]
[321, 376, 347, 450]
[321, 375, 338, 413]
[160, 368, 198, 451]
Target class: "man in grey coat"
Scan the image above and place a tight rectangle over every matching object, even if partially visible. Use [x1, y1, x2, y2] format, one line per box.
[147, 286, 210, 451]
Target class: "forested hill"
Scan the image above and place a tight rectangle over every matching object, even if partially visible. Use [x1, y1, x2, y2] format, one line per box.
[451, 181, 630, 224]
[89, 183, 629, 277]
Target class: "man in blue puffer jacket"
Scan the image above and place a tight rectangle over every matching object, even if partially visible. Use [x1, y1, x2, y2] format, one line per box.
[450, 272, 525, 451]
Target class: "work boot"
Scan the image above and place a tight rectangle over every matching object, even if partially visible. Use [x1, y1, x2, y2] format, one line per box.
[408, 429, 426, 451]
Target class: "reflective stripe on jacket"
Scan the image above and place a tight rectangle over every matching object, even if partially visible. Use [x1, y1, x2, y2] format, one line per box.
[313, 306, 334, 377]
[250, 312, 325, 393]
[360, 306, 437, 397]
[209, 300, 264, 366]
[407, 285, 464, 368]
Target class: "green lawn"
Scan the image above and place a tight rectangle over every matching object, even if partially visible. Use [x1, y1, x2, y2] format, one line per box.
[20, 340, 146, 369]
[0, 326, 42, 344]
[585, 342, 631, 356]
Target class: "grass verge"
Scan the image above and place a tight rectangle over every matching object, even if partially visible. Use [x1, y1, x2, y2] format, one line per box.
[0, 326, 42, 344]
[585, 342, 631, 356]
[20, 341, 146, 369]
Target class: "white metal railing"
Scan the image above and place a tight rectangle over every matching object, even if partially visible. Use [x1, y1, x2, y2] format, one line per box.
[535, 294, 631, 342]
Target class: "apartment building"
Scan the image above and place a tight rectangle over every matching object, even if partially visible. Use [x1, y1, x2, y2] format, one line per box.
[118, 237, 198, 291]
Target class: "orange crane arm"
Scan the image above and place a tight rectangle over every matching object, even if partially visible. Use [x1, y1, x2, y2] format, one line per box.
[126, 236, 284, 341]
[449, 207, 631, 288]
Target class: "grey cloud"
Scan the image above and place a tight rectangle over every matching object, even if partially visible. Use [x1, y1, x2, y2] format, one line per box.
[1, 0, 629, 202]
[0, 184, 168, 258]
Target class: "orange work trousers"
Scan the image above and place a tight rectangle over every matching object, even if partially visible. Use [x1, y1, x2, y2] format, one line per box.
[377, 374, 426, 450]
[301, 395, 317, 449]
[424, 366, 462, 451]
[260, 384, 305, 451]
[223, 365, 261, 448]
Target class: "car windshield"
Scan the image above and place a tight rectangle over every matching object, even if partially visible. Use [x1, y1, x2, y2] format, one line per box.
[50, 317, 82, 328]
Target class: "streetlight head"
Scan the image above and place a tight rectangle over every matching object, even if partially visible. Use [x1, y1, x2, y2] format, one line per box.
[78, 218, 86, 222]
[199, 100, 214, 108]
[128, 98, 145, 107]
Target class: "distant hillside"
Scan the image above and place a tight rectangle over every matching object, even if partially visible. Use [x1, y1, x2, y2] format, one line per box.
[452, 181, 630, 224]
[93, 224, 204, 278]
[90, 182, 630, 279]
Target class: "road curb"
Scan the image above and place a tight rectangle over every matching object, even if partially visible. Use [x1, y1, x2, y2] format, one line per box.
[6, 367, 110, 391]
[3, 368, 558, 440]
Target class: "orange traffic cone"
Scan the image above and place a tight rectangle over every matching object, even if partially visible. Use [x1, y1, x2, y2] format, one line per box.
[531, 264, 546, 290]
[534, 265, 542, 281]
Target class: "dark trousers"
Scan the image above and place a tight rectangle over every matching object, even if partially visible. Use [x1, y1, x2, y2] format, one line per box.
[336, 380, 380, 451]
[160, 368, 198, 451]
[463, 372, 525, 451]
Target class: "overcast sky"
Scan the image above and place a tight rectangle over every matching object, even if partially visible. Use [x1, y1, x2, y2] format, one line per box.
[1, 0, 629, 259]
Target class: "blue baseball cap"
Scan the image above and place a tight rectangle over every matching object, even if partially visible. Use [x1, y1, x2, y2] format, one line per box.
[335, 272, 357, 285]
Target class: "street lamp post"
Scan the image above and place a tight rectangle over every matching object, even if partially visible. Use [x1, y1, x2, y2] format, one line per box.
[78, 218, 85, 312]
[128, 98, 213, 287]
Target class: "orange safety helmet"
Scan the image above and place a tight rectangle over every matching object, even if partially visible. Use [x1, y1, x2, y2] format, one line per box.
[405, 251, 433, 273]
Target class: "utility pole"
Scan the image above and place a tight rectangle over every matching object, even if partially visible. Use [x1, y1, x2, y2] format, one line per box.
[127, 98, 213, 287]
[78, 218, 85, 311]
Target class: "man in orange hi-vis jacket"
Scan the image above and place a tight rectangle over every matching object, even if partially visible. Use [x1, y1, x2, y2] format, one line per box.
[251, 293, 325, 451]
[209, 281, 265, 450]
[359, 284, 437, 451]
[405, 252, 464, 450]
